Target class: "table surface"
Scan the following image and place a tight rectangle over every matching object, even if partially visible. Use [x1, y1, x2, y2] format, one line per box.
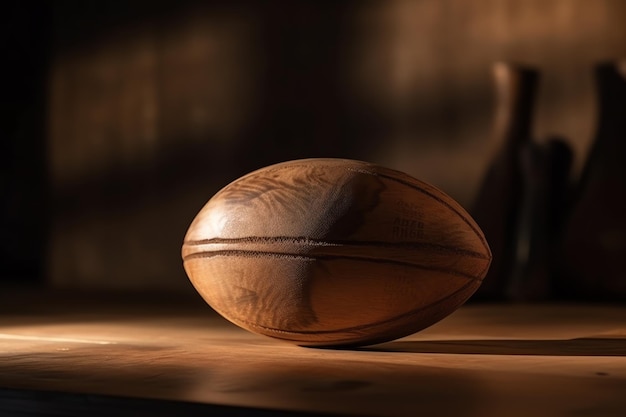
[1, 289, 625, 417]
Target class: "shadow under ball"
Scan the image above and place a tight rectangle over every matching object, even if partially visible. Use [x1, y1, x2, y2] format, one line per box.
[182, 159, 491, 347]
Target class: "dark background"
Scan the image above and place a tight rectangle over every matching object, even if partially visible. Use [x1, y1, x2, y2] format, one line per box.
[2, 0, 626, 299]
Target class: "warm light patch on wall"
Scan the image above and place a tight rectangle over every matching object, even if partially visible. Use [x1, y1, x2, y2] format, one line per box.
[48, 10, 259, 189]
[46, 6, 262, 290]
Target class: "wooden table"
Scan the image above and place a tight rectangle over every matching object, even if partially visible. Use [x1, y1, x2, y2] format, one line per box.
[1, 289, 625, 416]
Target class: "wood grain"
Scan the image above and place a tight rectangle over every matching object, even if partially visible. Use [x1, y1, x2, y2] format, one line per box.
[1, 292, 625, 417]
[183, 159, 491, 347]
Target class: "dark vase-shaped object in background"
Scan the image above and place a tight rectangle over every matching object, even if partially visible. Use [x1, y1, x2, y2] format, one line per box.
[510, 136, 572, 300]
[558, 61, 626, 300]
[471, 62, 539, 301]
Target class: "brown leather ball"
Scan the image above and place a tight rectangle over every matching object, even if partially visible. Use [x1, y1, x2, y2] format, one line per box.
[182, 158, 491, 347]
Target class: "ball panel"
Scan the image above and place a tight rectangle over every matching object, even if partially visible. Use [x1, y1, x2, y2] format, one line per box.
[185, 159, 383, 242]
[336, 166, 490, 258]
[185, 254, 482, 338]
[185, 255, 319, 332]
[237, 277, 481, 347]
[306, 258, 477, 330]
[184, 158, 490, 261]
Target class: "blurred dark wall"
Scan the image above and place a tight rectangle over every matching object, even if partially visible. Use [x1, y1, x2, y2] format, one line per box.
[1, 2, 50, 285]
[2, 1, 626, 291]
